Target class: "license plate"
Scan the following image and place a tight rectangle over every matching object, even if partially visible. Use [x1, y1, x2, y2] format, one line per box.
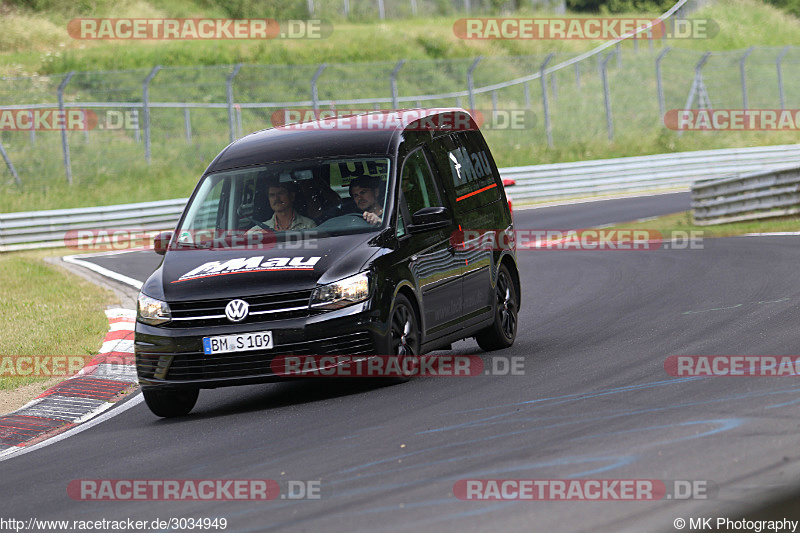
[202, 331, 273, 355]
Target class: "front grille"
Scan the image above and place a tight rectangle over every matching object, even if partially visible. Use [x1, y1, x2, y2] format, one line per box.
[165, 290, 314, 328]
[137, 331, 374, 381]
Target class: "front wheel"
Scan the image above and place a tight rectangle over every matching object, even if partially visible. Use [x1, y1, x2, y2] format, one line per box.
[475, 263, 518, 351]
[142, 388, 199, 418]
[385, 294, 421, 379]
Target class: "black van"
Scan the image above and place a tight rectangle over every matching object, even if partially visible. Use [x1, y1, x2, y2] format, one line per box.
[135, 109, 520, 417]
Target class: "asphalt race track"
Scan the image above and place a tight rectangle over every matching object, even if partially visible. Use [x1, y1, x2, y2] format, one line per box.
[4, 192, 800, 532]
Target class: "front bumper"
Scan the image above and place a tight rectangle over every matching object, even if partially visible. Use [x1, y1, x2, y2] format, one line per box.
[135, 302, 384, 390]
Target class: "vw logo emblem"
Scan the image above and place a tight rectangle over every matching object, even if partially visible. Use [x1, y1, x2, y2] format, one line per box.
[225, 299, 249, 322]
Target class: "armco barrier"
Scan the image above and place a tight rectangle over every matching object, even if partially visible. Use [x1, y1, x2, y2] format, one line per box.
[691, 165, 800, 225]
[2, 144, 800, 252]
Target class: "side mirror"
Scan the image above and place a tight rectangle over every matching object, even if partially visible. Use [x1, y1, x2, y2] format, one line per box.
[153, 231, 174, 256]
[408, 206, 450, 234]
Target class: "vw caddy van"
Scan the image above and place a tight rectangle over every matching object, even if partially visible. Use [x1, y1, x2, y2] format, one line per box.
[135, 109, 520, 417]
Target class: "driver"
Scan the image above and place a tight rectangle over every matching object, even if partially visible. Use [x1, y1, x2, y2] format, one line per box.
[252, 180, 316, 232]
[348, 175, 384, 226]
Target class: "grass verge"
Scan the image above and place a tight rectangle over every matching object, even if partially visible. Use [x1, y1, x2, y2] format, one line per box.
[605, 210, 800, 237]
[0, 249, 116, 391]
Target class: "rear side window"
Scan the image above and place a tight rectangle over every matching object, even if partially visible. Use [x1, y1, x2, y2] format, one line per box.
[446, 131, 501, 213]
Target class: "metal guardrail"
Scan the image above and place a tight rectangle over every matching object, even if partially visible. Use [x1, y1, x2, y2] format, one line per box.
[0, 199, 187, 252]
[691, 165, 800, 225]
[3, 143, 800, 252]
[505, 144, 800, 203]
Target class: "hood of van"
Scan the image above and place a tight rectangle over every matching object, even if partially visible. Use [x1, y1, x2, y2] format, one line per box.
[144, 232, 383, 302]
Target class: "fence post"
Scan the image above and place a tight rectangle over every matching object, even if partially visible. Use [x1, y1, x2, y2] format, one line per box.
[551, 69, 557, 100]
[344, 0, 349, 17]
[740, 46, 754, 110]
[539, 53, 554, 148]
[311, 64, 327, 111]
[491, 90, 498, 114]
[616, 42, 622, 68]
[184, 107, 192, 144]
[307, 0, 314, 17]
[600, 52, 614, 142]
[777, 45, 790, 110]
[391, 59, 406, 109]
[57, 71, 76, 184]
[656, 47, 671, 121]
[142, 66, 162, 164]
[464, 0, 471, 14]
[574, 63, 581, 90]
[524, 82, 531, 109]
[467, 57, 482, 112]
[132, 109, 141, 143]
[227, 63, 243, 143]
[410, 0, 417, 15]
[28, 112, 35, 146]
[377, 0, 386, 19]
[0, 139, 21, 186]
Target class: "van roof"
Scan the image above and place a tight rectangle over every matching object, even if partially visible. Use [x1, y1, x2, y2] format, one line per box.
[205, 108, 471, 173]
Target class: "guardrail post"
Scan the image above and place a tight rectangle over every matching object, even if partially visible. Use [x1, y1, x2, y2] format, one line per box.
[391, 59, 405, 109]
[491, 90, 498, 114]
[467, 57, 482, 112]
[616, 42, 622, 69]
[311, 63, 327, 111]
[0, 139, 20, 186]
[142, 66, 162, 164]
[740, 46, 754, 110]
[227, 63, 243, 143]
[574, 63, 581, 90]
[184, 107, 192, 144]
[777, 45, 790, 110]
[600, 52, 614, 142]
[57, 71, 75, 185]
[550, 70, 557, 101]
[539, 53, 554, 148]
[656, 47, 671, 121]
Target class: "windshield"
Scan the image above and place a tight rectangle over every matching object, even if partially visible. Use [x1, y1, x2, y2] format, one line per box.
[175, 158, 391, 249]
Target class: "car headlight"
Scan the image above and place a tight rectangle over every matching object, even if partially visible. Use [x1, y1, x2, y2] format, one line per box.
[310, 272, 370, 310]
[137, 293, 172, 325]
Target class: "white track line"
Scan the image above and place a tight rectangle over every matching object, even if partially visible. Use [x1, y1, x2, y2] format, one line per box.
[62, 253, 143, 289]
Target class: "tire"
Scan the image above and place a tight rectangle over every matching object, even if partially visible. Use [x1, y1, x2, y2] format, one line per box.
[142, 388, 199, 418]
[388, 293, 421, 378]
[475, 263, 518, 351]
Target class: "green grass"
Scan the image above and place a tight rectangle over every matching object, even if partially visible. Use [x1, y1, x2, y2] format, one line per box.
[0, 249, 115, 390]
[605, 210, 800, 236]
